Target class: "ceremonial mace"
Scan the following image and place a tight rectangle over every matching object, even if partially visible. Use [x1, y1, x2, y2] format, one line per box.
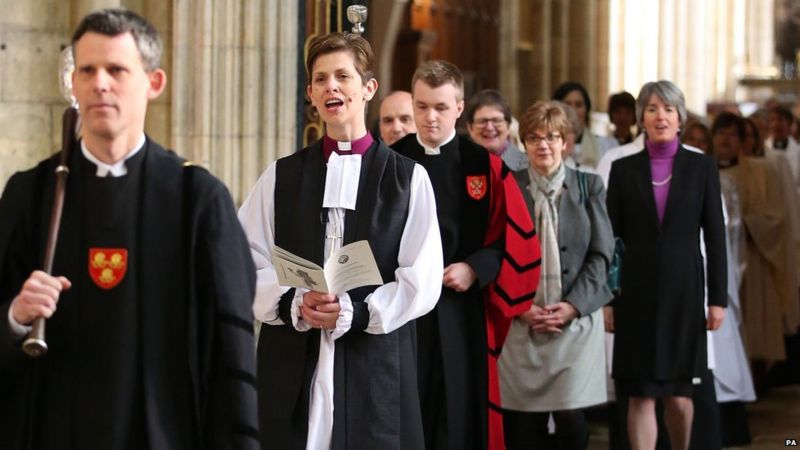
[23, 48, 80, 357]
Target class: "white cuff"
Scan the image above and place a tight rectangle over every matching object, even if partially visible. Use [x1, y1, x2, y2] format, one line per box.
[331, 294, 354, 340]
[8, 302, 31, 340]
[291, 288, 312, 332]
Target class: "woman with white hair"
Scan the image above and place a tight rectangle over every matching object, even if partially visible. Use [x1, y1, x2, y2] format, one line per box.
[606, 80, 727, 450]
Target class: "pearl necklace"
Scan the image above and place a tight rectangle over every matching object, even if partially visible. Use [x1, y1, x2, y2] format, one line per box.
[651, 174, 672, 186]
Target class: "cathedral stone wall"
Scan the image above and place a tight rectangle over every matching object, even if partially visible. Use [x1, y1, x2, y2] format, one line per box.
[0, 0, 299, 205]
[0, 1, 73, 190]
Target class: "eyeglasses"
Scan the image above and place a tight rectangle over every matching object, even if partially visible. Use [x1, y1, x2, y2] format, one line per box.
[524, 133, 562, 145]
[473, 117, 507, 128]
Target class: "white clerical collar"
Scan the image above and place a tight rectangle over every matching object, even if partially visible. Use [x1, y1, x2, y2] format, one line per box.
[323, 152, 361, 210]
[81, 134, 146, 177]
[417, 130, 456, 155]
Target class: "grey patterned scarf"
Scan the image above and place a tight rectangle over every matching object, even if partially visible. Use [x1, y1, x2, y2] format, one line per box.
[527, 162, 566, 306]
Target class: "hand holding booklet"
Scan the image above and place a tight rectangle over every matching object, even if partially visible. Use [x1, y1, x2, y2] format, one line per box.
[272, 240, 384, 295]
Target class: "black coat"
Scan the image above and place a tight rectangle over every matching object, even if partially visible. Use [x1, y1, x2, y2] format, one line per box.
[606, 145, 727, 381]
[0, 139, 259, 450]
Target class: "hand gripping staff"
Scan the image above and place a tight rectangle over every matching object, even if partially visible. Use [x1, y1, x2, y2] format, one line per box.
[23, 48, 80, 357]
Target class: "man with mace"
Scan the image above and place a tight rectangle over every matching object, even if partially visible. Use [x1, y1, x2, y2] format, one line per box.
[0, 9, 258, 450]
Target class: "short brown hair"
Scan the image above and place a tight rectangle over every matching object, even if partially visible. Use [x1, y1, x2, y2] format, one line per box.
[305, 33, 374, 84]
[519, 101, 570, 141]
[411, 60, 464, 101]
[465, 89, 511, 124]
[711, 112, 745, 142]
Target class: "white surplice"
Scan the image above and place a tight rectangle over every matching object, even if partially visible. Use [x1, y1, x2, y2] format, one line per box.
[713, 172, 756, 402]
[238, 146, 443, 450]
[765, 136, 800, 195]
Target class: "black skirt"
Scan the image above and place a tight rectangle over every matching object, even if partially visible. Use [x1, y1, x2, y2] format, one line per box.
[615, 378, 693, 398]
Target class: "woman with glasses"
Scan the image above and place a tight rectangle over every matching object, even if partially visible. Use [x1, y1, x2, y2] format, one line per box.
[606, 80, 727, 450]
[465, 89, 529, 171]
[498, 101, 614, 450]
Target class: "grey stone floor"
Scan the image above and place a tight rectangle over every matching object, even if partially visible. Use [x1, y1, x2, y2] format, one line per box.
[587, 385, 800, 450]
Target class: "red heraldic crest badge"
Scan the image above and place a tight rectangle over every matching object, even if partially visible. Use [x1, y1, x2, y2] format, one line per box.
[466, 175, 488, 200]
[88, 248, 128, 289]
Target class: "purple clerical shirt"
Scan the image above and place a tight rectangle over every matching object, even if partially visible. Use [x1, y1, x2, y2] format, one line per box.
[322, 132, 374, 162]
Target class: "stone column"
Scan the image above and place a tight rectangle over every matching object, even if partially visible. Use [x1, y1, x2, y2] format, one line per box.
[374, 0, 410, 95]
[595, 0, 610, 110]
[540, 0, 553, 100]
[566, 0, 589, 89]
[748, 0, 774, 68]
[366, 0, 410, 127]
[498, 0, 518, 106]
[551, 0, 569, 87]
[171, 0, 299, 204]
[0, 1, 72, 188]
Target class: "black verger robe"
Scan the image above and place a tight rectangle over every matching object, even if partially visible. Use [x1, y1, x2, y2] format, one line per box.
[0, 138, 259, 450]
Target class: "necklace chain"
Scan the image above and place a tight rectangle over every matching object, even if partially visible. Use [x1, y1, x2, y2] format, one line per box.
[651, 174, 672, 186]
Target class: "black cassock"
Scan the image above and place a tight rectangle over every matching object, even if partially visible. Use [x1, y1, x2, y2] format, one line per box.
[393, 134, 503, 450]
[0, 139, 258, 450]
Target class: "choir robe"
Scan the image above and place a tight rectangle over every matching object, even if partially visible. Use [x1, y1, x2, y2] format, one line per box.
[727, 157, 799, 364]
[240, 139, 443, 450]
[761, 150, 800, 386]
[765, 136, 800, 197]
[0, 138, 259, 450]
[764, 150, 800, 301]
[713, 170, 756, 403]
[393, 133, 540, 450]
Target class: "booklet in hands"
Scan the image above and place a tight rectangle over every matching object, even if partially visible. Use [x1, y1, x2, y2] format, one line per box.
[272, 240, 384, 295]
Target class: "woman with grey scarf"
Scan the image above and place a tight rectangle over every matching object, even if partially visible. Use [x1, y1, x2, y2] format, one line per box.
[498, 101, 615, 450]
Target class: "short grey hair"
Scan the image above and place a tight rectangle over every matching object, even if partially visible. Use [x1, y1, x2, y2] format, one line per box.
[635, 80, 687, 129]
[72, 8, 163, 72]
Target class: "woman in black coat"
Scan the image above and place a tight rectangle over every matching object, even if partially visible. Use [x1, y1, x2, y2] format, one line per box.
[606, 80, 727, 450]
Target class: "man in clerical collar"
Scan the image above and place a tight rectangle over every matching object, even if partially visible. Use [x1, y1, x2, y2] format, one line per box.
[767, 105, 796, 150]
[766, 105, 800, 188]
[379, 90, 416, 145]
[392, 60, 541, 450]
[0, 9, 258, 450]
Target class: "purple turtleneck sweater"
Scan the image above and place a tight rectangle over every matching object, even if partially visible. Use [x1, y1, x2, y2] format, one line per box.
[647, 136, 679, 223]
